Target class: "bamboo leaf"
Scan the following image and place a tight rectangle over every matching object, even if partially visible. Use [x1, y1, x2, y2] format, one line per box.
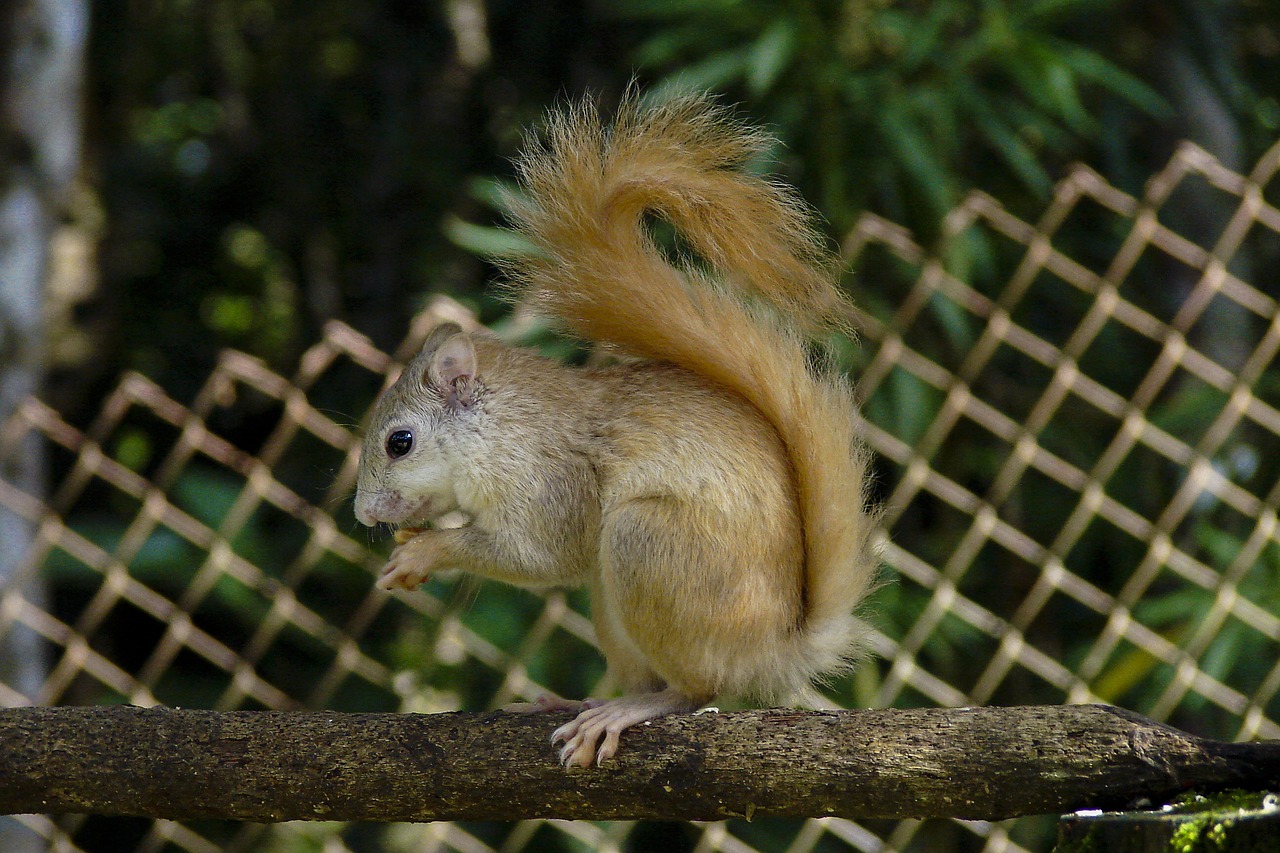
[746, 19, 796, 97]
[1052, 39, 1171, 116]
[442, 216, 539, 260]
[880, 99, 955, 217]
[959, 85, 1054, 194]
[655, 48, 751, 95]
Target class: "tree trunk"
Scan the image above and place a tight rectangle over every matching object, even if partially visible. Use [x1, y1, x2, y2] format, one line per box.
[0, 2, 88, 848]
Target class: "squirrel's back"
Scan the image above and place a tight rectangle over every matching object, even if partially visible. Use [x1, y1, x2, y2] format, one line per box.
[503, 92, 880, 688]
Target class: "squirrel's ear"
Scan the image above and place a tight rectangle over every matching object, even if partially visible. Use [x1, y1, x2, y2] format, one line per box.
[426, 332, 477, 391]
[422, 322, 464, 354]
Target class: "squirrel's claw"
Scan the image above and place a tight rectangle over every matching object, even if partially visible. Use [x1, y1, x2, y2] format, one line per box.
[549, 691, 700, 769]
[376, 562, 427, 590]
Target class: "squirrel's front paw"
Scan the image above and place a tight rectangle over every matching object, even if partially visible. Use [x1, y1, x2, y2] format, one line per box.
[377, 562, 430, 591]
[376, 533, 439, 591]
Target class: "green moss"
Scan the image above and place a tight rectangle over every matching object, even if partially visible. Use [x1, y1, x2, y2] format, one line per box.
[1056, 790, 1280, 853]
[1165, 789, 1274, 815]
[1169, 816, 1212, 852]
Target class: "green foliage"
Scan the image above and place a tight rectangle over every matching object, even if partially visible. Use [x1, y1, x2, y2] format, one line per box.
[616, 0, 1166, 234]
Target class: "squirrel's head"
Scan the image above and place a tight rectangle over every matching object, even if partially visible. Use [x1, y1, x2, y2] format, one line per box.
[354, 322, 481, 527]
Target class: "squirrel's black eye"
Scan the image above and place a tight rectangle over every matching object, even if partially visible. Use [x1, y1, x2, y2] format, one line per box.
[385, 429, 414, 459]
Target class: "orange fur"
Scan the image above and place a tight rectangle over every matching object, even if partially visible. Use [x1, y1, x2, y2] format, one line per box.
[504, 92, 880, 679]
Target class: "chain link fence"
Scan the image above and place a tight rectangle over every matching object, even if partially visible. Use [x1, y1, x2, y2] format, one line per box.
[2, 138, 1280, 852]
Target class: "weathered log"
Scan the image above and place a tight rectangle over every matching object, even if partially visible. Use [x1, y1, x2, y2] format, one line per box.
[0, 704, 1276, 823]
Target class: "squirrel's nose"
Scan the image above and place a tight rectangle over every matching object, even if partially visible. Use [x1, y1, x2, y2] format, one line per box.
[353, 492, 378, 527]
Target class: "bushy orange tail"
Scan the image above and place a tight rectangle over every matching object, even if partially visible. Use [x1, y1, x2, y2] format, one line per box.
[504, 92, 879, 674]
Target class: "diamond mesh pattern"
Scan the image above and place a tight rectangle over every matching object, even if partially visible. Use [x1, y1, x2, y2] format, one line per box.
[2, 140, 1279, 852]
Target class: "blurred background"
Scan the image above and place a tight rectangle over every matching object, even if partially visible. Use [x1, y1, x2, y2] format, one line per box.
[2, 0, 1280, 851]
[18, 0, 1280, 409]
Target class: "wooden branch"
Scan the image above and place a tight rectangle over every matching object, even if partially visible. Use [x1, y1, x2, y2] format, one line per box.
[1, 704, 1277, 823]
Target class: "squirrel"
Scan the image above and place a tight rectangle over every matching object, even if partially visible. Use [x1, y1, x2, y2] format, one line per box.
[353, 92, 880, 768]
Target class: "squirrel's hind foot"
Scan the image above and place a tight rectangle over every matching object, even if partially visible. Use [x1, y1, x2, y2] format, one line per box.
[550, 689, 704, 768]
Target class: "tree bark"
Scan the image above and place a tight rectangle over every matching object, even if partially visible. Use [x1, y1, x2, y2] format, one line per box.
[1, 704, 1276, 823]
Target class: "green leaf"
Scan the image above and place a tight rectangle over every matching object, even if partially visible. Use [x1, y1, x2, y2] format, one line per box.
[655, 47, 751, 95]
[883, 366, 941, 445]
[1041, 49, 1092, 130]
[1093, 644, 1162, 702]
[442, 216, 539, 260]
[1002, 41, 1091, 133]
[112, 428, 154, 473]
[129, 527, 196, 574]
[1134, 586, 1212, 627]
[1198, 620, 1245, 684]
[1052, 40, 1170, 117]
[928, 280, 979, 354]
[1194, 523, 1246, 570]
[879, 99, 955, 217]
[895, 3, 958, 72]
[172, 468, 241, 528]
[958, 85, 1054, 194]
[746, 19, 796, 97]
[634, 29, 706, 68]
[465, 177, 522, 213]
